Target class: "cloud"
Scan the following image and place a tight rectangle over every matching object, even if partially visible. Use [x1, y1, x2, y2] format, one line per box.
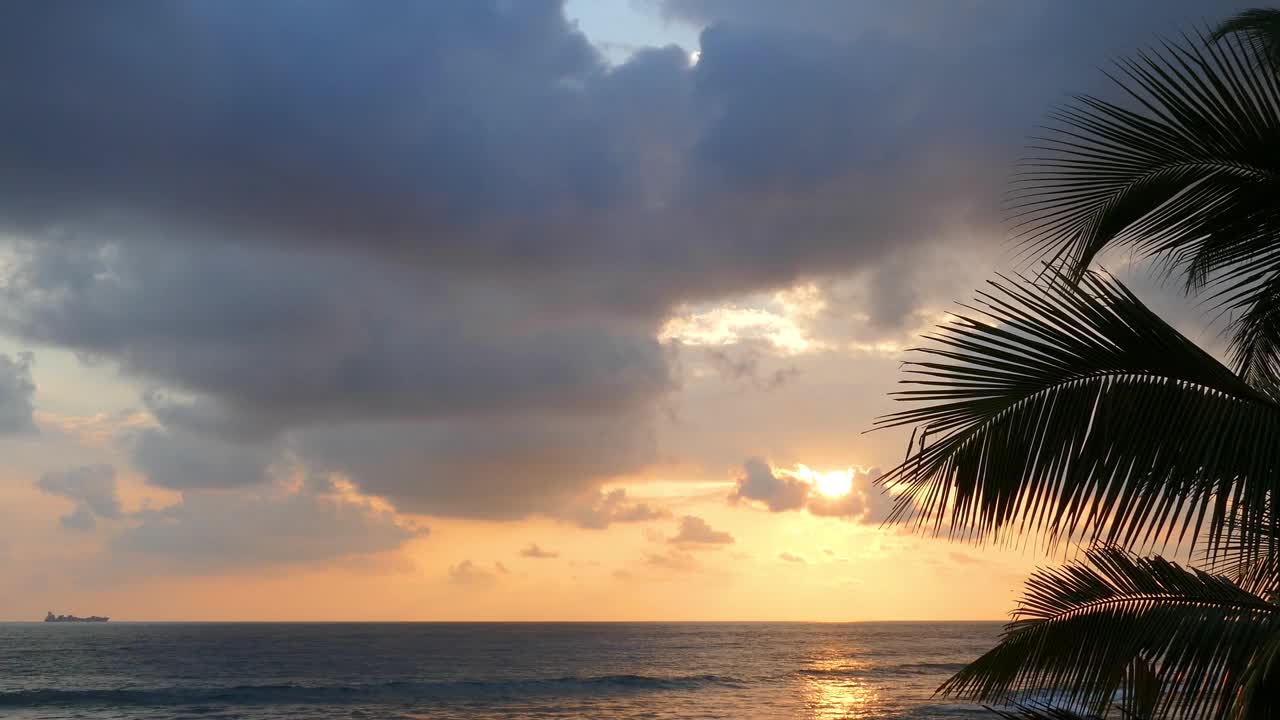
[520, 543, 560, 559]
[779, 552, 805, 563]
[702, 342, 799, 390]
[127, 426, 275, 490]
[0, 2, 623, 239]
[568, 488, 668, 529]
[730, 457, 809, 512]
[112, 481, 425, 572]
[59, 508, 98, 532]
[0, 2, 684, 525]
[448, 560, 499, 588]
[645, 550, 700, 572]
[2, 241, 673, 436]
[0, 352, 37, 434]
[730, 458, 893, 523]
[669, 515, 734, 546]
[804, 467, 888, 521]
[36, 464, 121, 531]
[33, 409, 154, 449]
[0, 0, 1255, 533]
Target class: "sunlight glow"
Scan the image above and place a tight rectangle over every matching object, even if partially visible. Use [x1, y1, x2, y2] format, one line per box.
[801, 651, 882, 718]
[792, 465, 854, 498]
[657, 283, 828, 354]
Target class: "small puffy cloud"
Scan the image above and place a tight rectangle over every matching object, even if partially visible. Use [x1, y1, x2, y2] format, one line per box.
[779, 552, 805, 563]
[731, 458, 893, 523]
[36, 464, 121, 531]
[520, 543, 560, 559]
[570, 488, 668, 529]
[448, 560, 498, 587]
[669, 515, 734, 546]
[730, 457, 809, 512]
[645, 550, 700, 572]
[0, 352, 37, 434]
[804, 466, 890, 522]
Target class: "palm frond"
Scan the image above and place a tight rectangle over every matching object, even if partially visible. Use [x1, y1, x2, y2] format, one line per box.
[1202, 506, 1280, 598]
[1119, 656, 1159, 720]
[941, 548, 1280, 720]
[1012, 30, 1280, 384]
[874, 271, 1280, 550]
[1213, 9, 1280, 72]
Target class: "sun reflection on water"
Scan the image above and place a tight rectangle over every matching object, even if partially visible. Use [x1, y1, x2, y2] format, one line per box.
[800, 656, 884, 719]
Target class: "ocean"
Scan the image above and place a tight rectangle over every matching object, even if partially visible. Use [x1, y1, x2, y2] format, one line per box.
[0, 622, 1003, 719]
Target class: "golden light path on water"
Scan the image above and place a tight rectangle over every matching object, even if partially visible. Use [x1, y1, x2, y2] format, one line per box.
[799, 648, 883, 719]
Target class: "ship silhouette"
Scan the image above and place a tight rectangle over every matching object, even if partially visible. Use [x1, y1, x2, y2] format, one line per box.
[44, 611, 109, 623]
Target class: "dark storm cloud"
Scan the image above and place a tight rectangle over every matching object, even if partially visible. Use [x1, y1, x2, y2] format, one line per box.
[36, 464, 121, 531]
[296, 419, 663, 522]
[0, 353, 37, 434]
[660, 0, 1258, 328]
[111, 486, 426, 572]
[128, 427, 275, 490]
[688, 24, 903, 193]
[1, 241, 672, 435]
[0, 1, 616, 237]
[0, 0, 1256, 523]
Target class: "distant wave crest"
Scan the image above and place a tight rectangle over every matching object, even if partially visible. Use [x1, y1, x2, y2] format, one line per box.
[0, 675, 745, 708]
[797, 661, 969, 678]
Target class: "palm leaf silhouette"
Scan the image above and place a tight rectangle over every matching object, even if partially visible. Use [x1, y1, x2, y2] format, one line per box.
[875, 272, 1280, 551]
[1011, 31, 1280, 387]
[941, 548, 1279, 719]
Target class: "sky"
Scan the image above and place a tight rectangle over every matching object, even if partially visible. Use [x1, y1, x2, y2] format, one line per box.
[0, 0, 1253, 621]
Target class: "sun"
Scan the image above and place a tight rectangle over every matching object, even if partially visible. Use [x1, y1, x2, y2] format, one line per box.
[814, 470, 853, 498]
[793, 465, 854, 498]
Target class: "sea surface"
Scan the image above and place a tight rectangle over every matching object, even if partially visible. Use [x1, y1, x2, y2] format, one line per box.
[0, 622, 1004, 719]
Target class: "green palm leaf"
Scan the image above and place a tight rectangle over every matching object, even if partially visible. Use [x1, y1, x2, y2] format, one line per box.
[1011, 30, 1280, 386]
[874, 271, 1280, 550]
[940, 548, 1280, 720]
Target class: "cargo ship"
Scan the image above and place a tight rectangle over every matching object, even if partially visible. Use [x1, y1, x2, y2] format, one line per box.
[44, 611, 109, 623]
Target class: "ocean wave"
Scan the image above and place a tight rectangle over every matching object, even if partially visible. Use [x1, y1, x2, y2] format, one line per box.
[797, 661, 969, 678]
[894, 662, 969, 674]
[0, 675, 745, 708]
